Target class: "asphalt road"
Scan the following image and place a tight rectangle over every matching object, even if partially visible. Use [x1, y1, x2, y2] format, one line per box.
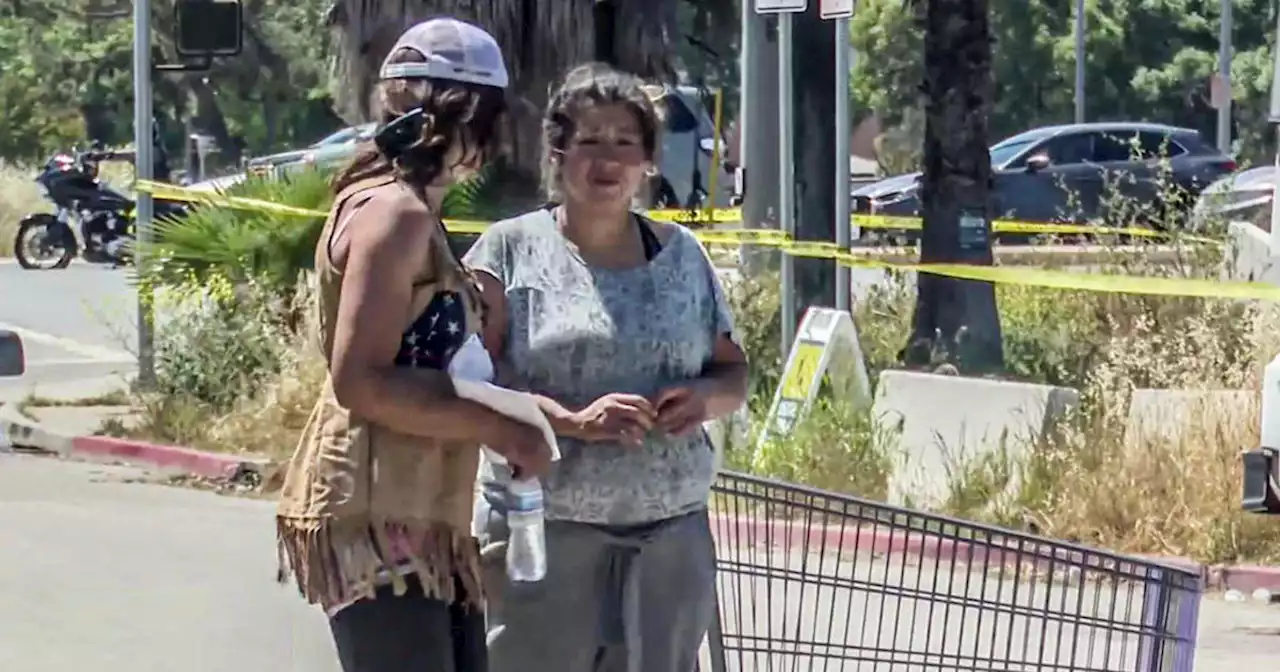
[0, 260, 137, 403]
[3, 452, 1280, 672]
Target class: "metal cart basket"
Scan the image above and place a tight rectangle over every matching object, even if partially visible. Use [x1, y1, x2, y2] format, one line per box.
[704, 471, 1201, 672]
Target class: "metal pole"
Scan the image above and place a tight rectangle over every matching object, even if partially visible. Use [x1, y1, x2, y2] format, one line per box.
[132, 0, 155, 387]
[1270, 124, 1280, 255]
[1074, 0, 1086, 123]
[706, 88, 725, 217]
[739, 0, 752, 168]
[834, 16, 852, 314]
[1217, 0, 1233, 153]
[779, 13, 796, 355]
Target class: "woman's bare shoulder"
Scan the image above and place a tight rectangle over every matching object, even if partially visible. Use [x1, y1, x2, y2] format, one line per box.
[333, 182, 441, 278]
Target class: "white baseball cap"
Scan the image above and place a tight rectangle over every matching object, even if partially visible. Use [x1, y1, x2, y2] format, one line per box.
[378, 18, 509, 89]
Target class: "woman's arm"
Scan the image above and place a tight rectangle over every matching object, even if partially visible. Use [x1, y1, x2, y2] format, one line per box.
[328, 192, 515, 442]
[474, 269, 592, 438]
[692, 335, 750, 420]
[653, 235, 750, 434]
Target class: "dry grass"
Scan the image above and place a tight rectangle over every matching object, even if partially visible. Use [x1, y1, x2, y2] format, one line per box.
[1011, 301, 1280, 565]
[0, 159, 135, 257]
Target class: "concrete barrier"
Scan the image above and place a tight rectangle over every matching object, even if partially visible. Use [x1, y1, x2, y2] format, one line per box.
[872, 371, 1079, 508]
[1224, 220, 1278, 283]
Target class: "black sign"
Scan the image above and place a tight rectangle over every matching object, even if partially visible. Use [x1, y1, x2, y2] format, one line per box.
[175, 0, 243, 57]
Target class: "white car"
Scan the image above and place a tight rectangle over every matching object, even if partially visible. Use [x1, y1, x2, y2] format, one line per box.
[185, 172, 247, 193]
[1192, 165, 1275, 231]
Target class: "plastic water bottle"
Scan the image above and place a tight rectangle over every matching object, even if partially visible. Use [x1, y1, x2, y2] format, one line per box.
[505, 477, 547, 582]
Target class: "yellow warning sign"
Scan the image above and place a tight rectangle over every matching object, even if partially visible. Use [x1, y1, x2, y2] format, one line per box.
[781, 341, 825, 400]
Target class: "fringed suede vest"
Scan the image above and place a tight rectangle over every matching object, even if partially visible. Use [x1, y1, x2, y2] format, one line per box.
[275, 174, 485, 612]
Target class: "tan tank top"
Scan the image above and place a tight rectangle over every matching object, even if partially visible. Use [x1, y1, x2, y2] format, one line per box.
[275, 174, 486, 612]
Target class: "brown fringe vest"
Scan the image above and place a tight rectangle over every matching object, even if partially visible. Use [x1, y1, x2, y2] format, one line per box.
[275, 174, 485, 612]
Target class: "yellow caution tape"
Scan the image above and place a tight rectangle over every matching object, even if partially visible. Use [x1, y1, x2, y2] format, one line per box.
[645, 208, 743, 224]
[853, 213, 1221, 246]
[138, 180, 1216, 244]
[134, 179, 1278, 302]
[136, 180, 786, 241]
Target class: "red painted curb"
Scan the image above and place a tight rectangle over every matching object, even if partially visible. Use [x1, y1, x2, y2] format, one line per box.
[706, 515, 1280, 593]
[69, 436, 263, 481]
[1206, 565, 1280, 593]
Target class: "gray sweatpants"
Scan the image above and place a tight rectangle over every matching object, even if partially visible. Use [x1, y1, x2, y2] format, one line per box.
[475, 500, 717, 672]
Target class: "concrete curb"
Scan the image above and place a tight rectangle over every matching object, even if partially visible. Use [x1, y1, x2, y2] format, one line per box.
[69, 435, 265, 481]
[706, 515, 1280, 594]
[0, 406, 265, 482]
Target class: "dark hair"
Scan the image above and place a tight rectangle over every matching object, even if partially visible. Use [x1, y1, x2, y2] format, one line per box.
[541, 62, 663, 200]
[333, 48, 507, 195]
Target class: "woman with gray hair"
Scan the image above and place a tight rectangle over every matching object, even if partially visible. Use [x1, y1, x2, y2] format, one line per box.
[465, 61, 749, 672]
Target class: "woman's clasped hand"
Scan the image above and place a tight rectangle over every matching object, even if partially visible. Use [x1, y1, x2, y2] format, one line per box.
[569, 384, 712, 445]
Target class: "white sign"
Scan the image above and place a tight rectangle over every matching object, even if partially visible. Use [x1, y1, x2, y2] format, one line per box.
[758, 306, 872, 447]
[756, 0, 807, 13]
[820, 0, 854, 19]
[1209, 73, 1231, 110]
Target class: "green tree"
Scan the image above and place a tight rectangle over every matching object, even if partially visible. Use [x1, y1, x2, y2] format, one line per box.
[853, 0, 1280, 168]
[0, 0, 342, 167]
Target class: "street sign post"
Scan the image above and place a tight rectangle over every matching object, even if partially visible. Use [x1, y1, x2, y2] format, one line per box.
[755, 0, 804, 355]
[827, 0, 854, 312]
[134, 0, 156, 387]
[755, 0, 807, 12]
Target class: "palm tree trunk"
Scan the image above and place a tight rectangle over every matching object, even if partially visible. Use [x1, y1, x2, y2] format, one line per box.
[902, 0, 1004, 372]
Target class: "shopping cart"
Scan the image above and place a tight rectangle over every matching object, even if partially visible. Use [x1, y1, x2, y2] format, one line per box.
[703, 471, 1201, 672]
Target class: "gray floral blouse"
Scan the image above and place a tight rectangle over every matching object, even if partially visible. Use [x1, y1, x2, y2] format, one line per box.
[464, 208, 738, 525]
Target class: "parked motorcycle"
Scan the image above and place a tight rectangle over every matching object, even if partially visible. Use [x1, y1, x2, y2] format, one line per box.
[12, 147, 188, 270]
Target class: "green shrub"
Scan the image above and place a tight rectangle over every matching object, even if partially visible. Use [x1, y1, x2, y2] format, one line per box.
[733, 397, 898, 502]
[151, 275, 293, 414]
[136, 163, 533, 297]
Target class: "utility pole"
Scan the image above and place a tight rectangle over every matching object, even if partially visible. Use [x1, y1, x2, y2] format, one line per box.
[1074, 0, 1086, 123]
[132, 0, 155, 388]
[1217, 0, 1233, 153]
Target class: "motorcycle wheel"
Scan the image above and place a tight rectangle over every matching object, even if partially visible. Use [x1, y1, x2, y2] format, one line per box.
[14, 216, 76, 270]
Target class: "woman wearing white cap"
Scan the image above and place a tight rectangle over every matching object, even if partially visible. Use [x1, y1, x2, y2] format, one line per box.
[274, 17, 553, 672]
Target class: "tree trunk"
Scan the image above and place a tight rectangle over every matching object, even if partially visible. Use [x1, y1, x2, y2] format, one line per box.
[322, 0, 707, 189]
[792, 4, 838, 313]
[902, 0, 1004, 373]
